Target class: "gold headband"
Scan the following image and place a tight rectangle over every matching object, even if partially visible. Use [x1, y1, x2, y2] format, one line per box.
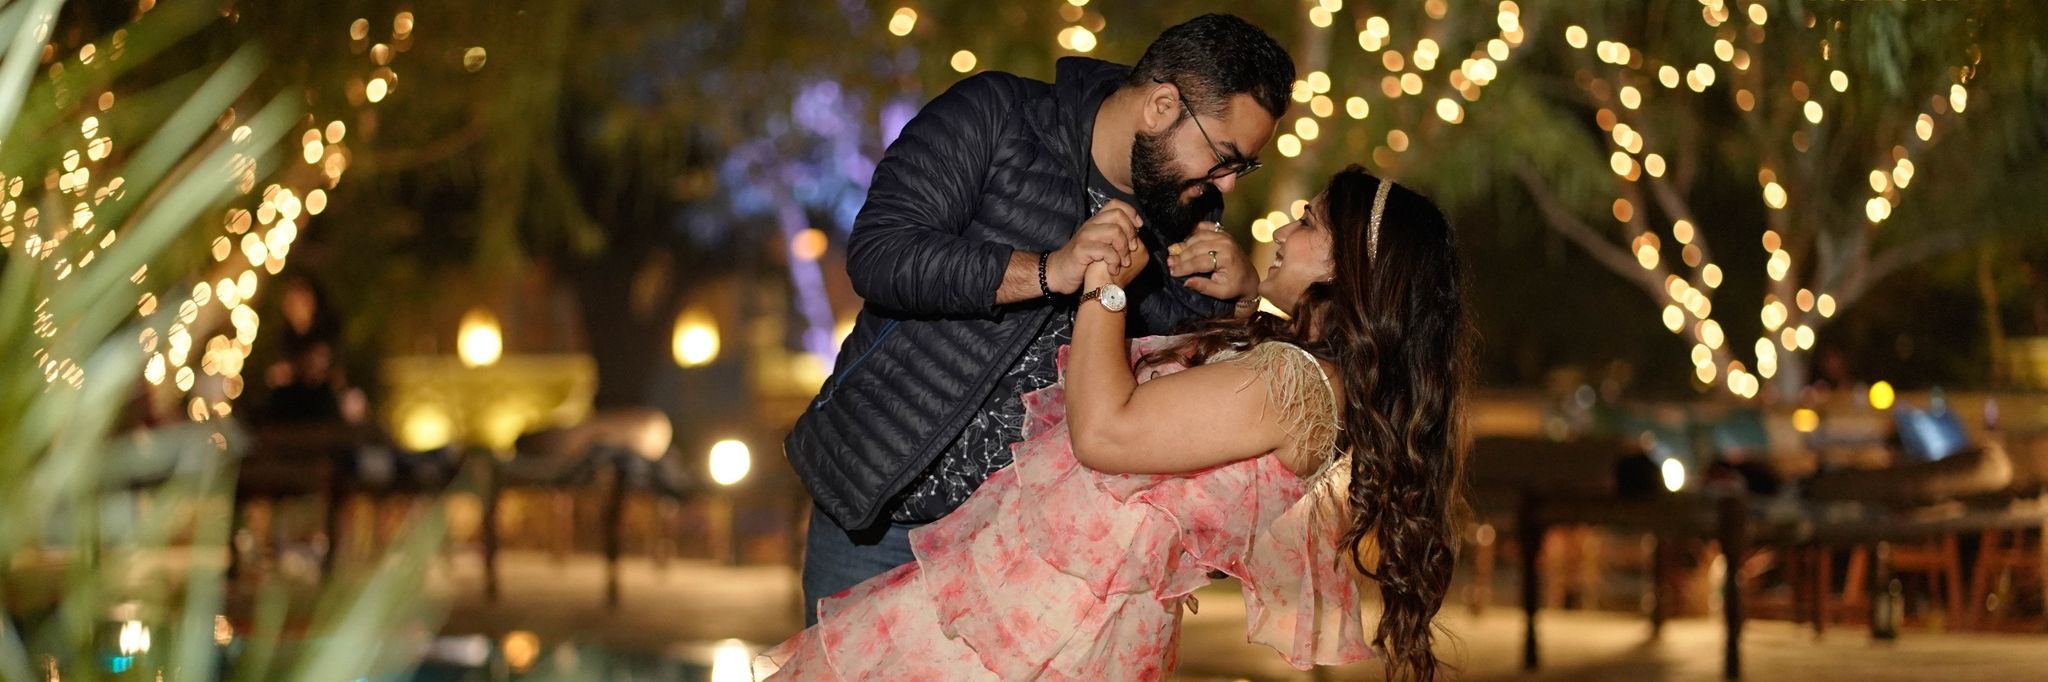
[1368, 179, 1393, 262]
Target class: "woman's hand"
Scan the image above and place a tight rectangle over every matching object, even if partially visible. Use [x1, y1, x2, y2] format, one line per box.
[1083, 241, 1150, 292]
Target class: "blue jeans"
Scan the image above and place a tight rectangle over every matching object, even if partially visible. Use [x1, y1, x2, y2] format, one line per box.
[800, 505, 921, 627]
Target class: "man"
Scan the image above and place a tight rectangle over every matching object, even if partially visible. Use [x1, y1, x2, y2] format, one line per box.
[786, 14, 1295, 622]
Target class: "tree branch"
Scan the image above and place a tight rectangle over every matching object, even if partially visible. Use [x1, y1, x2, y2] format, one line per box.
[1514, 166, 1664, 300]
[1832, 228, 1974, 312]
[354, 118, 490, 176]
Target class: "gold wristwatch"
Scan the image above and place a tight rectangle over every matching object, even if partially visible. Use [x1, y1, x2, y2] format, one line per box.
[1080, 283, 1127, 312]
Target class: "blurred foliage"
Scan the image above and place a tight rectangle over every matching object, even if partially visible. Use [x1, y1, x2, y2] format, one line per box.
[206, 0, 2048, 396]
[0, 2, 446, 679]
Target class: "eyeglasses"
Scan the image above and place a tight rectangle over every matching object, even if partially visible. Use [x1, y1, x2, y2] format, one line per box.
[1174, 91, 1263, 180]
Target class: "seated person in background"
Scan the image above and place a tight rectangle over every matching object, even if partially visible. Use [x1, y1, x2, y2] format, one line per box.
[262, 274, 365, 424]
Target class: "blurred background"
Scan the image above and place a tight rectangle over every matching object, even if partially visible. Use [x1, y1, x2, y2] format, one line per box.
[2, 0, 2046, 680]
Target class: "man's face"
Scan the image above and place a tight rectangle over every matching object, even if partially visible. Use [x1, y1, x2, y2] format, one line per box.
[1131, 91, 1277, 240]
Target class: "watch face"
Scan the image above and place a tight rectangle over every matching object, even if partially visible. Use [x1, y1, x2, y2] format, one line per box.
[1100, 284, 1127, 312]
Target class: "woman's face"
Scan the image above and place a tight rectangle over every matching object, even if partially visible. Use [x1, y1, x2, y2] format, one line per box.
[1260, 191, 1336, 316]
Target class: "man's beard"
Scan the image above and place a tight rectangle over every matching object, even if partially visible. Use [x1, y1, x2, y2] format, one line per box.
[1131, 127, 1223, 242]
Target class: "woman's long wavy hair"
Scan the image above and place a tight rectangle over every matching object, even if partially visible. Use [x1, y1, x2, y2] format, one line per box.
[1144, 165, 1472, 680]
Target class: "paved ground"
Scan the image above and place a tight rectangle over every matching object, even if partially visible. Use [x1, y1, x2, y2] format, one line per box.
[426, 551, 2048, 681]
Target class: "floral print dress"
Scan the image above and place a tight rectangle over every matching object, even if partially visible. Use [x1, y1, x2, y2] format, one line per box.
[761, 336, 1371, 680]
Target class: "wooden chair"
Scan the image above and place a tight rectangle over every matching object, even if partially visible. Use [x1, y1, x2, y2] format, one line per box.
[1964, 432, 2048, 630]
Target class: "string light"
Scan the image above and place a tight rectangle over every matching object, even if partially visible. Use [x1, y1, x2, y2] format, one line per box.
[1435, 98, 1463, 123]
[1223, 10, 1973, 399]
[888, 8, 917, 36]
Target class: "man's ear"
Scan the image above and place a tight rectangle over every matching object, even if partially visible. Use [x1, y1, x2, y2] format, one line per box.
[1141, 81, 1181, 134]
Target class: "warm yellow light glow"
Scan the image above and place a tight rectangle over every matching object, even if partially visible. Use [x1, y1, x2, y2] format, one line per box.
[399, 404, 455, 451]
[711, 639, 753, 682]
[1436, 98, 1463, 123]
[504, 631, 540, 673]
[1793, 408, 1820, 433]
[1767, 249, 1792, 281]
[888, 8, 917, 36]
[1868, 381, 1896, 411]
[1661, 458, 1686, 492]
[457, 308, 503, 368]
[1565, 25, 1587, 49]
[1346, 96, 1369, 119]
[1277, 134, 1301, 158]
[1359, 31, 1383, 52]
[792, 227, 828, 261]
[709, 439, 752, 485]
[1700, 319, 1725, 349]
[1311, 95, 1334, 118]
[673, 309, 720, 368]
[1763, 182, 1786, 209]
[118, 621, 151, 655]
[1762, 300, 1788, 331]
[1635, 243, 1658, 270]
[1663, 305, 1684, 332]
[1309, 6, 1334, 28]
[950, 50, 977, 73]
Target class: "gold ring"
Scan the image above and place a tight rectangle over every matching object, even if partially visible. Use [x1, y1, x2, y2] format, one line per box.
[1207, 251, 1220, 268]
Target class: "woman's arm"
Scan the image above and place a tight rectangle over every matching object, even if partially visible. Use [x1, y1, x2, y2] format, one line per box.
[1066, 259, 1293, 474]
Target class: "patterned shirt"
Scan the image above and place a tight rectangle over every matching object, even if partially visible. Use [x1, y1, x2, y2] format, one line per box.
[888, 178, 1130, 523]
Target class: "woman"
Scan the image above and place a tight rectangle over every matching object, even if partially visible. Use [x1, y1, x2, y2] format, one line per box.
[763, 166, 1471, 681]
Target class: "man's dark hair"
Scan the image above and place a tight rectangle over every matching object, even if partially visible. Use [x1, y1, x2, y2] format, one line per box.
[1127, 14, 1295, 121]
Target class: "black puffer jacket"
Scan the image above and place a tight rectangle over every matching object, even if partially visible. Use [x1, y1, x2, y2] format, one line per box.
[786, 58, 1233, 531]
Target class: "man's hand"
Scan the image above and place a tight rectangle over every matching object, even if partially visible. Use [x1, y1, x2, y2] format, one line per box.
[1047, 200, 1144, 295]
[1165, 222, 1258, 304]
[1082, 238, 1151, 293]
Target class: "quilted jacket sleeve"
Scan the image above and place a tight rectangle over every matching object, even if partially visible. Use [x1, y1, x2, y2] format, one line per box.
[845, 73, 1018, 317]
